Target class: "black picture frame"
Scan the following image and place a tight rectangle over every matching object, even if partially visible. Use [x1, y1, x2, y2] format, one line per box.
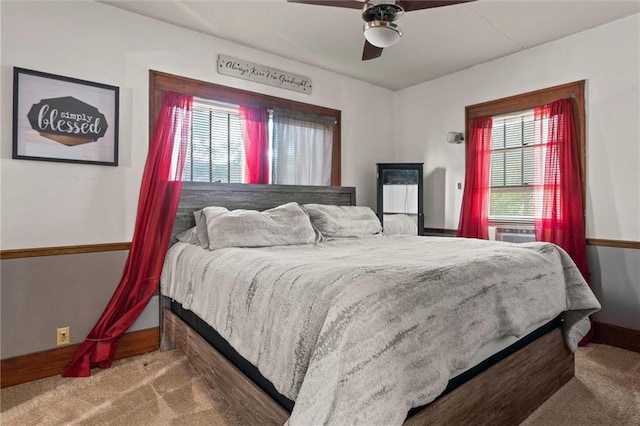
[12, 67, 119, 166]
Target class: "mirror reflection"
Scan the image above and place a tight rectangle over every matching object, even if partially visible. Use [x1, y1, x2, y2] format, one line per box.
[377, 163, 424, 236]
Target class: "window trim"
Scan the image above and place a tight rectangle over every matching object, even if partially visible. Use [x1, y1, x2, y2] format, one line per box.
[149, 70, 341, 186]
[465, 80, 586, 223]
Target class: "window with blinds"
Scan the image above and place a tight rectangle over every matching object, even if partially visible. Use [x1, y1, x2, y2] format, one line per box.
[179, 98, 333, 185]
[271, 109, 334, 186]
[490, 111, 537, 220]
[183, 100, 244, 183]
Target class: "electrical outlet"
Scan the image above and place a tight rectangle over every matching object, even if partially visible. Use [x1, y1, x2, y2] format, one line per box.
[57, 327, 70, 346]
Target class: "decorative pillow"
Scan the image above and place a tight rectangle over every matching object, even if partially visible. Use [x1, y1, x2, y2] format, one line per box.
[194, 206, 229, 247]
[193, 209, 208, 247]
[204, 202, 317, 250]
[175, 226, 200, 245]
[302, 204, 382, 238]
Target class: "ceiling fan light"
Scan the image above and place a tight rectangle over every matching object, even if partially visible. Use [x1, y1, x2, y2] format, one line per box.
[364, 21, 402, 48]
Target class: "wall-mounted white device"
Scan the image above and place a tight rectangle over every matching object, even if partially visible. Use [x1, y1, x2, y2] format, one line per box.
[446, 131, 464, 144]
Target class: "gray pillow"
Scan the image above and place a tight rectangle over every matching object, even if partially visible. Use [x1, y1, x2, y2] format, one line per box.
[302, 204, 382, 238]
[204, 202, 317, 250]
[176, 226, 200, 245]
[194, 206, 228, 247]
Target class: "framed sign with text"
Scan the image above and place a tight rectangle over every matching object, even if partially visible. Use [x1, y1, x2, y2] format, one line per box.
[12, 67, 119, 166]
[217, 55, 312, 94]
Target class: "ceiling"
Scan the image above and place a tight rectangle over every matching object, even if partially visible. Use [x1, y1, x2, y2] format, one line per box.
[101, 0, 639, 90]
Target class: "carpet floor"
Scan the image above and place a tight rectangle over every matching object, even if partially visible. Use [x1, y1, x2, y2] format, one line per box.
[1, 343, 638, 425]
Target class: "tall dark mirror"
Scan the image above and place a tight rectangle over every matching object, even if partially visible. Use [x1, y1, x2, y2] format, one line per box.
[376, 163, 424, 236]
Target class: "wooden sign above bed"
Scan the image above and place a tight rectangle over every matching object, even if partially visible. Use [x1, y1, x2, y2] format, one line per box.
[217, 55, 312, 94]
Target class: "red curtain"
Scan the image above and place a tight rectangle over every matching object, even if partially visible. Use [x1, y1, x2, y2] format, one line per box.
[533, 99, 589, 280]
[458, 116, 493, 239]
[63, 92, 193, 377]
[533, 98, 590, 345]
[239, 106, 269, 184]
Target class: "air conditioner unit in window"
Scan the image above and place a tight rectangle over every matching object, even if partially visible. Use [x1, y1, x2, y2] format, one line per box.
[495, 227, 536, 243]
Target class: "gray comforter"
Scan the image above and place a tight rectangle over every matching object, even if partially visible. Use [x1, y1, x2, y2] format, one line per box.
[161, 235, 600, 425]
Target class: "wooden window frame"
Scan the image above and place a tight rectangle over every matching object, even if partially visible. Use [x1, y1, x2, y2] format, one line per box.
[465, 80, 586, 222]
[149, 70, 341, 186]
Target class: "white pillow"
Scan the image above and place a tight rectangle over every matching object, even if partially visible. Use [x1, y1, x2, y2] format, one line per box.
[204, 202, 317, 250]
[302, 204, 382, 238]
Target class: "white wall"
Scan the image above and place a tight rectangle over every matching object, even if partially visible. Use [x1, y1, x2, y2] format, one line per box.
[394, 14, 640, 330]
[0, 1, 396, 250]
[395, 14, 640, 241]
[1, 2, 638, 347]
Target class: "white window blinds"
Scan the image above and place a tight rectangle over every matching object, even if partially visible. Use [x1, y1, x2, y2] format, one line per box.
[489, 111, 539, 219]
[183, 100, 244, 183]
[180, 101, 334, 185]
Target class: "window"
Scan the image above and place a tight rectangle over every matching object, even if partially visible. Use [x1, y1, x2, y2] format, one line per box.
[185, 100, 244, 183]
[271, 109, 334, 186]
[181, 100, 335, 185]
[462, 82, 588, 277]
[489, 111, 536, 220]
[465, 80, 585, 225]
[150, 70, 342, 186]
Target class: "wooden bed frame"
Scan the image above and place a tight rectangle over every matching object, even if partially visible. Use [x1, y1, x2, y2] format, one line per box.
[161, 182, 574, 425]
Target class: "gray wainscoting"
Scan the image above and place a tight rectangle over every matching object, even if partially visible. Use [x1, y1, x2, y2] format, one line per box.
[1, 250, 158, 359]
[2, 242, 635, 360]
[587, 245, 640, 330]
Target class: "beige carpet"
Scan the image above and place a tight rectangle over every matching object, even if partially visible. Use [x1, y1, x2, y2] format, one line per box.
[1, 343, 638, 425]
[0, 351, 243, 426]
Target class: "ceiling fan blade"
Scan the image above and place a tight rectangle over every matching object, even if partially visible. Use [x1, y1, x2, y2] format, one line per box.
[399, 0, 476, 12]
[287, 0, 365, 10]
[362, 40, 383, 60]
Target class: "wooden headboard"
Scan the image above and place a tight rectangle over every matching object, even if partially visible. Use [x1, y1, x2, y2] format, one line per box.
[171, 182, 356, 240]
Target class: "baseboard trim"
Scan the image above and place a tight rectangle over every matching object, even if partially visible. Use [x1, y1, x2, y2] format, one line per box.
[0, 327, 159, 388]
[423, 228, 458, 236]
[592, 321, 640, 353]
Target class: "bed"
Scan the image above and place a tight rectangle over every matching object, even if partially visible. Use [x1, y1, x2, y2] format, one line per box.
[160, 182, 600, 425]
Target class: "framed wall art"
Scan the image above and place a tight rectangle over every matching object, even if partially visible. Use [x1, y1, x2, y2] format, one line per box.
[12, 67, 119, 166]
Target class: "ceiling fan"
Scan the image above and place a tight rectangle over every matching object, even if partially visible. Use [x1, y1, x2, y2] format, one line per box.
[288, 0, 475, 60]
